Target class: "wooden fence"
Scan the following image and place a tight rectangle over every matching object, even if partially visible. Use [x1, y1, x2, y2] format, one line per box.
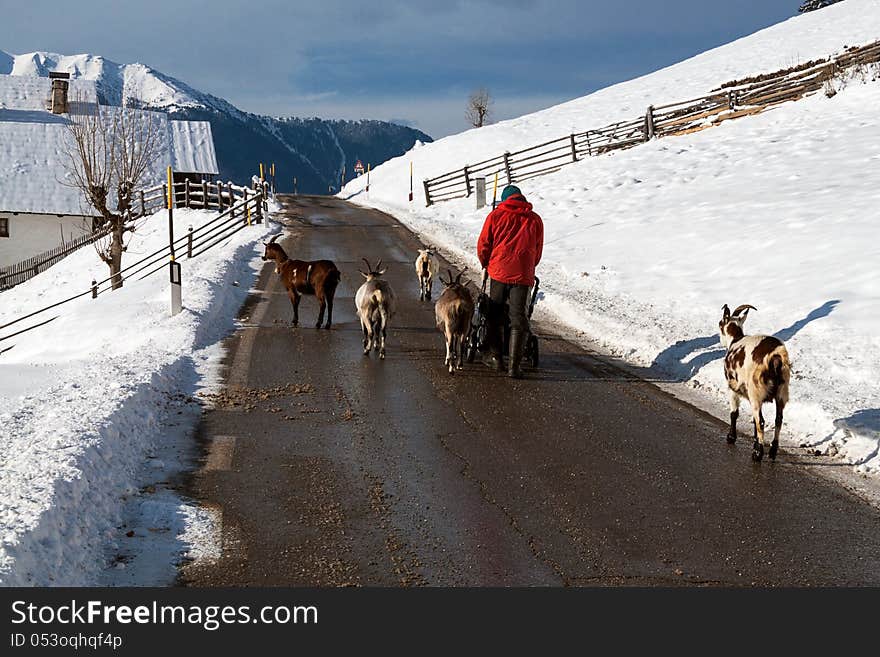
[423, 39, 880, 206]
[0, 179, 265, 291]
[0, 186, 268, 350]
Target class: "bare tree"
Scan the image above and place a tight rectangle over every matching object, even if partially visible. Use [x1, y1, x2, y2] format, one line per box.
[62, 94, 164, 289]
[466, 87, 493, 128]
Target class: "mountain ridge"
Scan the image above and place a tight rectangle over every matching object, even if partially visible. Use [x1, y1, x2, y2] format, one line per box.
[1, 49, 431, 192]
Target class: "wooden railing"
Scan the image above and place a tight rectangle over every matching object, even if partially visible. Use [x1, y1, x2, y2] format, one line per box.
[1, 179, 267, 291]
[0, 186, 268, 351]
[423, 39, 880, 206]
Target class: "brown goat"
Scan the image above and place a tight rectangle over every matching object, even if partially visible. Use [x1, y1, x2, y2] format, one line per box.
[435, 269, 474, 373]
[262, 234, 341, 328]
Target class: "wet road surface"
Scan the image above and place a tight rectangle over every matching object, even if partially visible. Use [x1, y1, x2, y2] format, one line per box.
[181, 195, 880, 586]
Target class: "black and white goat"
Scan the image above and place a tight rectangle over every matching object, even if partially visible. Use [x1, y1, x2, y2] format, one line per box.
[415, 248, 440, 301]
[355, 259, 396, 359]
[719, 304, 791, 462]
[434, 269, 474, 374]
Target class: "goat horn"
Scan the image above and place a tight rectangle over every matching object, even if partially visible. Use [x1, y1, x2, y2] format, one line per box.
[732, 304, 757, 316]
[269, 234, 281, 244]
[376, 259, 383, 271]
[456, 268, 467, 283]
[362, 258, 372, 272]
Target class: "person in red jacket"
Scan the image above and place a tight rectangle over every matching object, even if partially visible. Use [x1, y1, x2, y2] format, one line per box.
[477, 185, 544, 378]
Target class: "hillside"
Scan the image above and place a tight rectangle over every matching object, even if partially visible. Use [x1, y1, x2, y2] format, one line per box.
[0, 50, 432, 193]
[343, 0, 880, 474]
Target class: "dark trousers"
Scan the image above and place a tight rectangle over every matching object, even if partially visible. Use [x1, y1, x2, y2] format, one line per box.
[487, 278, 530, 356]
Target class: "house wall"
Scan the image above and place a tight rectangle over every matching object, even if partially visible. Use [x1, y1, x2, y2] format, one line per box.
[0, 212, 94, 268]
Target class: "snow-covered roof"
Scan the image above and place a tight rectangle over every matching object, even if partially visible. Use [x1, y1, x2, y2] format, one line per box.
[170, 120, 218, 174]
[0, 74, 97, 111]
[0, 74, 218, 215]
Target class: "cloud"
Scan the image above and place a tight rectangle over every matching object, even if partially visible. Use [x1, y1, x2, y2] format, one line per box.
[1, 0, 796, 137]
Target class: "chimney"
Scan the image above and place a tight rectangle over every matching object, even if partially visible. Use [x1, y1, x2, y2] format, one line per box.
[48, 71, 70, 114]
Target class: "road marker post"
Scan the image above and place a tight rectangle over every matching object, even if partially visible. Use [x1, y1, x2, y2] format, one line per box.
[366, 163, 370, 193]
[409, 162, 414, 202]
[167, 167, 182, 316]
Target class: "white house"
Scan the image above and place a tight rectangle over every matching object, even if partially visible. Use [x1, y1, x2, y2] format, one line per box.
[0, 72, 218, 270]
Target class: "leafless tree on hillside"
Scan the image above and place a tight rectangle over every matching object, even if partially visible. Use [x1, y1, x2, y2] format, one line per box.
[466, 87, 493, 128]
[62, 94, 164, 289]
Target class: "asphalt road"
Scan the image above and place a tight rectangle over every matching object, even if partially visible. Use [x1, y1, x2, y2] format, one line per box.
[181, 195, 880, 587]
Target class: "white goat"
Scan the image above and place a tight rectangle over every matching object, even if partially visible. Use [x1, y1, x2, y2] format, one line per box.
[434, 269, 474, 374]
[719, 304, 791, 462]
[355, 258, 396, 359]
[414, 248, 440, 301]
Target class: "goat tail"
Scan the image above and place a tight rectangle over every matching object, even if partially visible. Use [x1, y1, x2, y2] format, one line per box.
[327, 267, 341, 288]
[768, 348, 791, 403]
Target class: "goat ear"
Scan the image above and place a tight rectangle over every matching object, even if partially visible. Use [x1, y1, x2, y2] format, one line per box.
[376, 259, 383, 272]
[721, 304, 730, 321]
[359, 270, 369, 279]
[378, 269, 387, 276]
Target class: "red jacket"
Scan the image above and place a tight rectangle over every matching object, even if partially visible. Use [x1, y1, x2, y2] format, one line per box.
[477, 196, 544, 286]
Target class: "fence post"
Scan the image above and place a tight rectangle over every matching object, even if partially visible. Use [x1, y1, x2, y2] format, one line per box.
[216, 181, 222, 210]
[464, 166, 472, 196]
[91, 279, 97, 299]
[644, 105, 655, 141]
[256, 196, 263, 224]
[474, 177, 486, 210]
[242, 188, 249, 224]
[503, 152, 512, 185]
[728, 90, 737, 110]
[184, 178, 190, 208]
[187, 225, 193, 258]
[139, 190, 145, 217]
[202, 180, 208, 209]
[570, 134, 578, 162]
[423, 180, 432, 207]
[584, 131, 593, 157]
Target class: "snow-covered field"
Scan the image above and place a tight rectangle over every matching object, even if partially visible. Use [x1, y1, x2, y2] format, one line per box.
[0, 207, 273, 585]
[343, 1, 880, 474]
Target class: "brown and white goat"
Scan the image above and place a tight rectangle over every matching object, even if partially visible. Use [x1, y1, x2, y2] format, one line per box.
[435, 269, 474, 374]
[719, 304, 791, 462]
[415, 248, 440, 301]
[355, 259, 396, 359]
[262, 234, 341, 328]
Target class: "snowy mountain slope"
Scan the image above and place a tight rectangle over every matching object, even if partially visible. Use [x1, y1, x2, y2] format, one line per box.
[343, 0, 880, 475]
[1, 49, 431, 193]
[347, 0, 880, 191]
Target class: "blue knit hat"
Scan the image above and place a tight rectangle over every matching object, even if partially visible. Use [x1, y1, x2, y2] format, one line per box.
[500, 185, 523, 202]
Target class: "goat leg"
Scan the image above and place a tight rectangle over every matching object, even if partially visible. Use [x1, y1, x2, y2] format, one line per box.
[769, 401, 784, 460]
[316, 297, 326, 329]
[292, 292, 301, 328]
[726, 392, 739, 444]
[325, 296, 333, 329]
[751, 400, 765, 462]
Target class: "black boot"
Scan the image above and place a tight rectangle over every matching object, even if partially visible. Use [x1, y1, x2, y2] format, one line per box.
[508, 329, 525, 379]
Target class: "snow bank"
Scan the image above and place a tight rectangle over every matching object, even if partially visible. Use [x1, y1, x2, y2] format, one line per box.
[0, 207, 273, 585]
[343, 1, 880, 473]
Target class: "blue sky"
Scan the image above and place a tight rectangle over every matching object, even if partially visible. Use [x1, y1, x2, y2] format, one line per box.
[1, 1, 799, 137]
